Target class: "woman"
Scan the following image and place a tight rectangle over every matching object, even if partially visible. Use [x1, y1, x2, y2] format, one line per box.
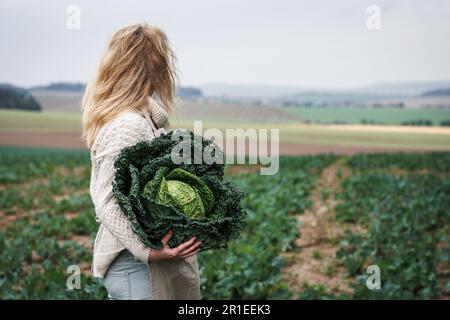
[81, 23, 202, 300]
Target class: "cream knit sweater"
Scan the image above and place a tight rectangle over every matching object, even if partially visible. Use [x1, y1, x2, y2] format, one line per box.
[89, 97, 201, 299]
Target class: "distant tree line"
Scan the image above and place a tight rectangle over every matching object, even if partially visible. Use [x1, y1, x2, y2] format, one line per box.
[176, 86, 203, 100]
[0, 84, 41, 111]
[0, 82, 204, 112]
[361, 118, 379, 125]
[422, 88, 450, 97]
[31, 82, 86, 92]
[307, 118, 450, 127]
[363, 118, 450, 127]
[31, 82, 203, 100]
[401, 119, 433, 126]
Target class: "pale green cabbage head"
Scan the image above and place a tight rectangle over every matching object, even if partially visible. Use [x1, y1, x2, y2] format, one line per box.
[150, 168, 214, 219]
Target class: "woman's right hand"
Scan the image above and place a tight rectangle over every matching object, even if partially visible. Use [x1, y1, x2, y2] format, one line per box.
[148, 230, 201, 263]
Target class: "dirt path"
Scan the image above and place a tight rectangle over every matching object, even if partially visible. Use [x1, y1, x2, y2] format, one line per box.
[282, 159, 356, 296]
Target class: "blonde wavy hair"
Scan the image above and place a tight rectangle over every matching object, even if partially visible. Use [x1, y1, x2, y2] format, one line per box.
[81, 23, 177, 148]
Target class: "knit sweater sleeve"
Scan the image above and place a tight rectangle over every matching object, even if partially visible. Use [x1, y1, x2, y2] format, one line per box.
[90, 113, 154, 264]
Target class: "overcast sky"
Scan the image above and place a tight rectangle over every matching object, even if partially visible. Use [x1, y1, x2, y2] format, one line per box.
[1, 0, 449, 89]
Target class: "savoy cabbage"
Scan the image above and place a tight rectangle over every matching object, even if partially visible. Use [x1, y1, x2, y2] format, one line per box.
[112, 129, 246, 251]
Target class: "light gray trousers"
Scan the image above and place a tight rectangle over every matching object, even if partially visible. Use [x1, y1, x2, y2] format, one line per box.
[101, 250, 152, 300]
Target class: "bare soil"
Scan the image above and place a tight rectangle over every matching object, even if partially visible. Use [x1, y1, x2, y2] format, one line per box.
[282, 160, 360, 296]
[0, 133, 86, 149]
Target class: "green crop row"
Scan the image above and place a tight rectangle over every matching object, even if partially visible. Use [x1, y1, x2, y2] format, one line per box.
[0, 147, 89, 184]
[0, 213, 106, 299]
[347, 152, 450, 172]
[336, 154, 450, 299]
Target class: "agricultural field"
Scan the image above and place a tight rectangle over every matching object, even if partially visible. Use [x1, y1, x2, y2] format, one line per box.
[0, 146, 448, 299]
[283, 106, 450, 126]
[2, 109, 450, 152]
[28, 89, 450, 126]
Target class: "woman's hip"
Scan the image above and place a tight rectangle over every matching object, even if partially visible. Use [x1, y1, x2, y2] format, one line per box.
[101, 250, 152, 300]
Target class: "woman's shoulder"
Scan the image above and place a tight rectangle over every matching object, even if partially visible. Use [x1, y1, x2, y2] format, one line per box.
[105, 110, 149, 133]
[91, 110, 151, 157]
[106, 111, 149, 130]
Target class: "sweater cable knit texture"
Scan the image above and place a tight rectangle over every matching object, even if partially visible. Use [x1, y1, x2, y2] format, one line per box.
[89, 97, 201, 299]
